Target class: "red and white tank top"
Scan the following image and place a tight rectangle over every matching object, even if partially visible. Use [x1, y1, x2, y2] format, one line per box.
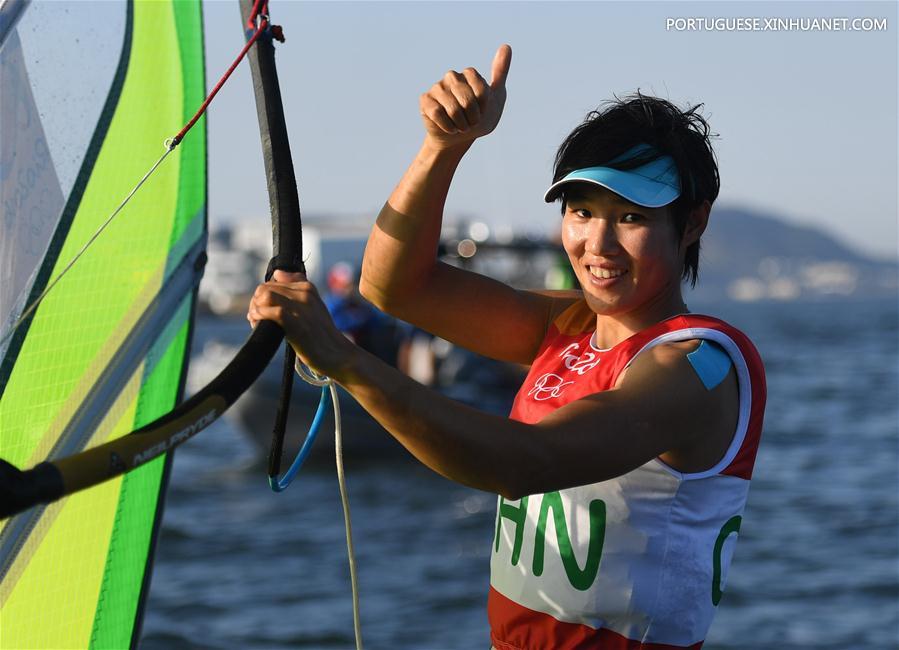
[489, 301, 766, 650]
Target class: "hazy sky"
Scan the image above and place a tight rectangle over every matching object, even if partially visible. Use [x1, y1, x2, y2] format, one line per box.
[202, 1, 897, 260]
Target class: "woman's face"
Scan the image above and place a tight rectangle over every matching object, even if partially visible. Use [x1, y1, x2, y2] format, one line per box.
[561, 184, 687, 322]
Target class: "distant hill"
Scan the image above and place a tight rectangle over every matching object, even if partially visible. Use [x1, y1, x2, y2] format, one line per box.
[692, 207, 898, 302]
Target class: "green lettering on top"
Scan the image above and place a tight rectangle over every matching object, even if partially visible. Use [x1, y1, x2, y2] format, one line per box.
[494, 496, 529, 566]
[711, 515, 742, 606]
[533, 492, 606, 591]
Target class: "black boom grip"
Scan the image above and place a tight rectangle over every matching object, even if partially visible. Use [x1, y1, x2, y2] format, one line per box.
[0, 459, 64, 519]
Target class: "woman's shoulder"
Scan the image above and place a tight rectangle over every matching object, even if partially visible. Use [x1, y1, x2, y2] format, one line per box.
[529, 290, 593, 336]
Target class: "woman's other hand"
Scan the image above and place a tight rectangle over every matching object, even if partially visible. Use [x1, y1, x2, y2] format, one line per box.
[419, 44, 511, 150]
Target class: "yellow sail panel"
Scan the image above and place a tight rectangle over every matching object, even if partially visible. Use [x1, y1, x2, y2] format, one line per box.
[0, 0, 206, 647]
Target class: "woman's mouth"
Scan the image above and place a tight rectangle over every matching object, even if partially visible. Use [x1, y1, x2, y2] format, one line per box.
[588, 266, 627, 281]
[587, 266, 627, 284]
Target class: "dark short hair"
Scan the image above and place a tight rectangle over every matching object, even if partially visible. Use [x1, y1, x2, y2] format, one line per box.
[552, 92, 720, 287]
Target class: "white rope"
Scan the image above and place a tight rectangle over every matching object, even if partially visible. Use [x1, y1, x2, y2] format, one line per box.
[331, 380, 363, 650]
[294, 357, 330, 387]
[0, 144, 175, 348]
[295, 358, 363, 650]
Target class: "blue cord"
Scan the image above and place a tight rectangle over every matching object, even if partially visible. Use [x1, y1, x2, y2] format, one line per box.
[268, 384, 331, 492]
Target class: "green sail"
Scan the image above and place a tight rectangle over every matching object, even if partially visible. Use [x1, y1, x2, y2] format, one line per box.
[0, 1, 206, 647]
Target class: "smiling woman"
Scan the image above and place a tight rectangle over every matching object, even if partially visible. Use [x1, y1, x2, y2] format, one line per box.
[559, 181, 694, 336]
[248, 45, 766, 649]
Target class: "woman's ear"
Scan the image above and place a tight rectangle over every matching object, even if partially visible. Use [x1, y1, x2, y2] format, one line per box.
[681, 200, 711, 248]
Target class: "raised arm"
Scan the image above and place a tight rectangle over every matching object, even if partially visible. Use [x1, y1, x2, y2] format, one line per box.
[360, 45, 574, 365]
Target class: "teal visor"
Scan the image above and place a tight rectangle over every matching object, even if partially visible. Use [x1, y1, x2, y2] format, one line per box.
[543, 143, 682, 208]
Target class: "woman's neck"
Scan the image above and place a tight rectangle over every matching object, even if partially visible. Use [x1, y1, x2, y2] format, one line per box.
[592, 292, 689, 349]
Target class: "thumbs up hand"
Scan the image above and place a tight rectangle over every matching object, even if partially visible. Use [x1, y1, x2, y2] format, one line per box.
[419, 44, 512, 149]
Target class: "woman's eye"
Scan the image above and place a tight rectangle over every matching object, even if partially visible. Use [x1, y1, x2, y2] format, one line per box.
[622, 213, 644, 223]
[572, 208, 590, 218]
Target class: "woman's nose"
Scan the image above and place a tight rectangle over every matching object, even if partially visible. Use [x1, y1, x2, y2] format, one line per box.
[585, 218, 620, 256]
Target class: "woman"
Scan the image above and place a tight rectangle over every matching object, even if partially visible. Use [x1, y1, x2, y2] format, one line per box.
[249, 45, 766, 650]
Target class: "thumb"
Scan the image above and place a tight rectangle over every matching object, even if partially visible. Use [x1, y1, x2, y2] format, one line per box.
[272, 269, 306, 283]
[490, 44, 512, 90]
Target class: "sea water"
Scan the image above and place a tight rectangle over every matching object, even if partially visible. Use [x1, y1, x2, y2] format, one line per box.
[142, 299, 899, 649]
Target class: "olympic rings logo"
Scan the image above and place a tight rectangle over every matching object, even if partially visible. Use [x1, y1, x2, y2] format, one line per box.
[527, 373, 575, 401]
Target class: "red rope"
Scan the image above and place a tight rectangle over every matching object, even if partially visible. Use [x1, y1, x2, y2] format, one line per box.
[246, 0, 266, 29]
[170, 0, 271, 148]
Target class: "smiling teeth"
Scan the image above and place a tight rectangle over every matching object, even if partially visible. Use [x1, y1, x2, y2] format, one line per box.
[590, 267, 624, 279]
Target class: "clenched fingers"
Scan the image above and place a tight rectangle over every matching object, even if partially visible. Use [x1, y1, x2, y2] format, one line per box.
[420, 92, 462, 134]
[418, 45, 512, 147]
[421, 68, 490, 133]
[422, 81, 470, 133]
[445, 70, 482, 127]
[462, 67, 490, 111]
[247, 280, 316, 328]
